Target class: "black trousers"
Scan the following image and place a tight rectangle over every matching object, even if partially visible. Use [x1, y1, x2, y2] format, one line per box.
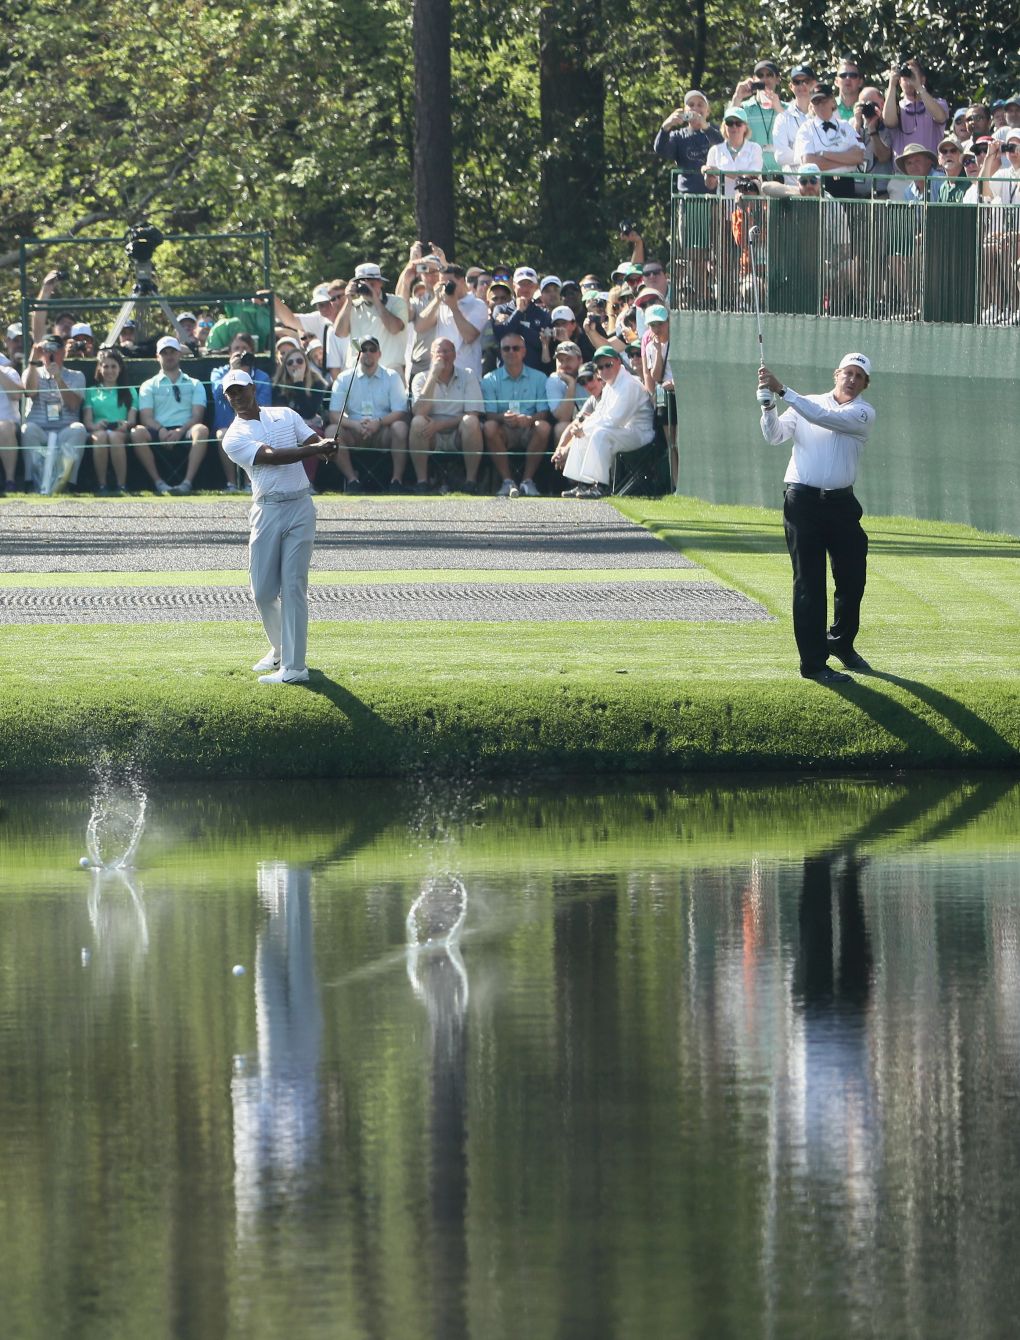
[782, 485, 868, 674]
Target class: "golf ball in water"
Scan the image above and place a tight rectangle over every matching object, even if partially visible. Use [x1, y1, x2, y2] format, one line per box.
[79, 857, 92, 869]
[232, 964, 246, 977]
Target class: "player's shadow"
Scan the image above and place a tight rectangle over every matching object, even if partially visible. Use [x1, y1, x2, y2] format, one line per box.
[301, 674, 408, 771]
[832, 670, 1014, 762]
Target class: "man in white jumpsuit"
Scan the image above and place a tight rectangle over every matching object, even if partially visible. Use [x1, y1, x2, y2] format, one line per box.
[554, 344, 655, 498]
[221, 369, 339, 684]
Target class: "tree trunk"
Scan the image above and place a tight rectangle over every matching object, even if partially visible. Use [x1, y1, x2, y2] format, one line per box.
[539, 0, 604, 275]
[413, 0, 455, 255]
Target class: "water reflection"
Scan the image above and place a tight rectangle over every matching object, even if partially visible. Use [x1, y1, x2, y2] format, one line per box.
[406, 876, 470, 1339]
[0, 774, 1019, 1339]
[232, 863, 322, 1236]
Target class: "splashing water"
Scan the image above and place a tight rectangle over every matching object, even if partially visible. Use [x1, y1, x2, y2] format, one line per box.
[406, 874, 468, 948]
[85, 769, 147, 870]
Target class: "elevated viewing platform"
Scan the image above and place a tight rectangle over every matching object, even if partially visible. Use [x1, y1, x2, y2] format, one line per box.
[668, 173, 1020, 535]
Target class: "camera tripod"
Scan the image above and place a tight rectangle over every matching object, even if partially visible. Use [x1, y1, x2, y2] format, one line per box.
[104, 261, 196, 349]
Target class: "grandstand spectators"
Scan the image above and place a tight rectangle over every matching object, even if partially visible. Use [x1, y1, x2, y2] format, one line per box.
[82, 347, 138, 494]
[409, 337, 484, 493]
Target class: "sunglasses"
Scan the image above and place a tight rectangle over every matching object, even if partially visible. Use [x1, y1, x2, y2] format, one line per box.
[171, 384, 181, 403]
[580, 375, 601, 384]
[501, 343, 525, 352]
[791, 78, 812, 86]
[725, 119, 745, 128]
[643, 267, 664, 275]
[360, 343, 380, 352]
[594, 360, 617, 370]
[962, 155, 978, 165]
[837, 72, 861, 79]
[285, 356, 306, 366]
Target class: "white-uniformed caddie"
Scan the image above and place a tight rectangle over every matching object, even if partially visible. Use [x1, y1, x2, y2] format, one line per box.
[221, 369, 338, 685]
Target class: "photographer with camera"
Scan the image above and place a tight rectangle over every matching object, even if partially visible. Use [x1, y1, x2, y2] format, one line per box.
[21, 335, 87, 492]
[334, 262, 409, 381]
[654, 91, 722, 193]
[267, 282, 346, 376]
[410, 264, 488, 382]
[30, 269, 75, 345]
[882, 58, 948, 196]
[732, 59, 784, 172]
[397, 242, 445, 382]
[65, 323, 97, 359]
[853, 86, 894, 196]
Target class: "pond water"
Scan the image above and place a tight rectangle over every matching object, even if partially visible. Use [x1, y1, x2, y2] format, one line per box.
[2, 771, 1019, 1340]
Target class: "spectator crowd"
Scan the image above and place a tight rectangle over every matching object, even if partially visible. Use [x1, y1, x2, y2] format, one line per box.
[0, 53, 1015, 498]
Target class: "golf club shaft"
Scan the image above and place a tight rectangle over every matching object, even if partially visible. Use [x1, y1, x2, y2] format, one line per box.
[747, 228, 765, 368]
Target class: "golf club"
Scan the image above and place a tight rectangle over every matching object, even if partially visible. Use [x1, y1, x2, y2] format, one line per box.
[747, 225, 774, 408]
[330, 337, 362, 444]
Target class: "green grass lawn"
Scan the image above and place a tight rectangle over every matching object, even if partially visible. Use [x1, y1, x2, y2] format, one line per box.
[2, 496, 1018, 780]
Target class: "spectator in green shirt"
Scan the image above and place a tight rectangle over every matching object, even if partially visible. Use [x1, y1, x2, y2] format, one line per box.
[83, 346, 139, 494]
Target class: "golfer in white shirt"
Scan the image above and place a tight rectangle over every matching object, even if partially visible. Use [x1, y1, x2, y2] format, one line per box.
[221, 369, 339, 684]
[758, 352, 876, 685]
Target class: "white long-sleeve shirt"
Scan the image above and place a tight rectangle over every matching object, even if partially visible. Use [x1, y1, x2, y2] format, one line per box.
[589, 365, 655, 443]
[760, 387, 875, 489]
[773, 103, 813, 178]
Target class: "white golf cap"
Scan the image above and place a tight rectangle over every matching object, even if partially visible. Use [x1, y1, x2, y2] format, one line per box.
[838, 351, 872, 376]
[275, 334, 302, 351]
[550, 305, 576, 322]
[155, 335, 182, 353]
[221, 369, 254, 391]
[70, 321, 93, 337]
[6, 323, 22, 338]
[311, 282, 332, 304]
[513, 266, 538, 284]
[177, 311, 198, 322]
[540, 274, 562, 289]
[353, 262, 386, 282]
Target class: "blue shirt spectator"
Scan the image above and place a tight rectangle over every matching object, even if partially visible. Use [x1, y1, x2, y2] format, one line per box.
[482, 362, 550, 416]
[329, 363, 406, 420]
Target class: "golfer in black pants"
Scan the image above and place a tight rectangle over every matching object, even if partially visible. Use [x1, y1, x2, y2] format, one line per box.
[758, 353, 876, 685]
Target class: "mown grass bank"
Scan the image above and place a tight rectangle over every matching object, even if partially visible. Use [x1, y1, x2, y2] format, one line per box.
[2, 497, 1018, 781]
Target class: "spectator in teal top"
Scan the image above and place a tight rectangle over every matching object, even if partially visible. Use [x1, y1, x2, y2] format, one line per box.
[135, 336, 210, 495]
[731, 58, 784, 172]
[83, 346, 139, 494]
[481, 330, 551, 496]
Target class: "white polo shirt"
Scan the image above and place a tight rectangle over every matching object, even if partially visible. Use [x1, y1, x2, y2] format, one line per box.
[793, 116, 864, 167]
[221, 406, 315, 502]
[760, 389, 875, 489]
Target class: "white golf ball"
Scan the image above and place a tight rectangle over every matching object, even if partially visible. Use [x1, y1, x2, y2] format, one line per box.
[232, 964, 246, 977]
[79, 857, 92, 869]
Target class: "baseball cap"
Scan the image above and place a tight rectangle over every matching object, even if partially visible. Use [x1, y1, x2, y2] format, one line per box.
[722, 106, 749, 124]
[645, 304, 670, 323]
[155, 335, 182, 353]
[354, 262, 386, 282]
[810, 84, 836, 102]
[221, 369, 253, 391]
[177, 311, 197, 322]
[539, 274, 562, 290]
[684, 89, 708, 106]
[1005, 94, 1020, 107]
[577, 362, 599, 381]
[275, 335, 302, 351]
[550, 305, 576, 322]
[838, 351, 872, 377]
[6, 323, 22, 338]
[311, 282, 333, 304]
[790, 64, 816, 80]
[753, 59, 779, 76]
[593, 344, 622, 361]
[1005, 126, 1020, 142]
[633, 286, 663, 307]
[122, 318, 137, 329]
[489, 280, 512, 296]
[560, 279, 580, 291]
[513, 266, 538, 284]
[796, 163, 821, 178]
[938, 134, 963, 151]
[554, 341, 582, 357]
[70, 322, 93, 337]
[358, 336, 380, 351]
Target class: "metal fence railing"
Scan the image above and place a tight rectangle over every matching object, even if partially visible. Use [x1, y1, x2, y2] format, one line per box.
[669, 171, 1020, 326]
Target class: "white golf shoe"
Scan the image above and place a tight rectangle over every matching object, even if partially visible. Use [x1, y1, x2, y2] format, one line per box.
[258, 668, 310, 685]
[252, 651, 281, 672]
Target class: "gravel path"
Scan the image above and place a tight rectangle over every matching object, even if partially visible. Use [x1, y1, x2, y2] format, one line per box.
[0, 499, 697, 574]
[0, 581, 771, 625]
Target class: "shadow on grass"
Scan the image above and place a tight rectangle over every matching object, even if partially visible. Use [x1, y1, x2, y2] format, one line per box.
[831, 671, 1016, 763]
[301, 672, 408, 771]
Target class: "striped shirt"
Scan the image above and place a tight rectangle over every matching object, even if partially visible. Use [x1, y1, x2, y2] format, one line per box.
[221, 406, 314, 502]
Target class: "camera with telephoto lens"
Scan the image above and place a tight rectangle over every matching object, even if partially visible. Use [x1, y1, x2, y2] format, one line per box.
[618, 219, 639, 235]
[898, 62, 915, 77]
[443, 280, 457, 296]
[861, 100, 880, 119]
[355, 282, 373, 297]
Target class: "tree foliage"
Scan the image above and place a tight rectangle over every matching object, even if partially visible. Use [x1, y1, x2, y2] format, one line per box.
[0, 0, 1010, 316]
